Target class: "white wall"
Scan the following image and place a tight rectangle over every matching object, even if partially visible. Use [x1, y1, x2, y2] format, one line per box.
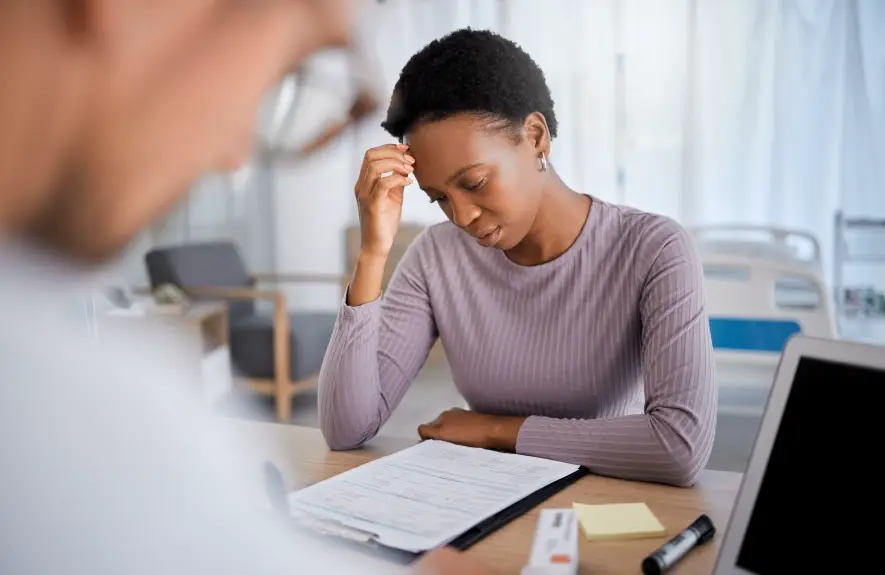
[271, 0, 492, 311]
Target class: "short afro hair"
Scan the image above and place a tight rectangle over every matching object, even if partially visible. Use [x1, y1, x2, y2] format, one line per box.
[381, 28, 558, 141]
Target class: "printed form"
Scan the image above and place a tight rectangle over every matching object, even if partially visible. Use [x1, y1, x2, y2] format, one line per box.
[286, 440, 579, 553]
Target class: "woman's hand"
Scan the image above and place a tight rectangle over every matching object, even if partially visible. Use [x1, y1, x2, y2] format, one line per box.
[355, 143, 415, 258]
[346, 143, 415, 306]
[418, 408, 528, 451]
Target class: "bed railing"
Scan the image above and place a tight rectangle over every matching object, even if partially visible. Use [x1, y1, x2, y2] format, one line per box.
[690, 224, 822, 266]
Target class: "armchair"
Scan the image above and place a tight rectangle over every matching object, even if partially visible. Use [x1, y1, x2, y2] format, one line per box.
[145, 242, 340, 422]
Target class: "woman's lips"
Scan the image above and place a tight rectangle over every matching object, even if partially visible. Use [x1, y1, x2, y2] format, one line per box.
[477, 226, 502, 247]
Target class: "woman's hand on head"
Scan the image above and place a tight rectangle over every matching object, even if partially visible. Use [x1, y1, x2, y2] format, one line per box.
[355, 143, 415, 258]
[418, 408, 527, 452]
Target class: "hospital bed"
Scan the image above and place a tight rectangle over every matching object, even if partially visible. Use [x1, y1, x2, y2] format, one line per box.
[690, 225, 837, 415]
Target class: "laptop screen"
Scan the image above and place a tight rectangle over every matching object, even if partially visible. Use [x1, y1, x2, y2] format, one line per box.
[735, 356, 884, 573]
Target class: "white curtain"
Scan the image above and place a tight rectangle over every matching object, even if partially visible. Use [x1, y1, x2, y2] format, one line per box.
[504, 0, 884, 279]
[132, 0, 884, 311]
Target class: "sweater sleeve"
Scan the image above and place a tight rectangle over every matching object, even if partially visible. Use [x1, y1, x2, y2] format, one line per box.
[515, 221, 717, 486]
[318, 235, 438, 450]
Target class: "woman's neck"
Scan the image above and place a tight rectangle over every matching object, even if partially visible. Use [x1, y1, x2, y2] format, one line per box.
[504, 174, 592, 266]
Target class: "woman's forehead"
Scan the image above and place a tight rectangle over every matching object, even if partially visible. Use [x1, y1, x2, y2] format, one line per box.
[405, 116, 509, 184]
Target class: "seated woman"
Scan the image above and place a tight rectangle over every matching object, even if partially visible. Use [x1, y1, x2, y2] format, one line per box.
[318, 29, 716, 487]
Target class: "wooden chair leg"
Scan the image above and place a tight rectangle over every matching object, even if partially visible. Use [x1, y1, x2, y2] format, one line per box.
[274, 381, 292, 422]
[272, 292, 291, 423]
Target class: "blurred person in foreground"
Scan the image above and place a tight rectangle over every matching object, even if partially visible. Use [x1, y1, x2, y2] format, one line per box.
[0, 1, 497, 574]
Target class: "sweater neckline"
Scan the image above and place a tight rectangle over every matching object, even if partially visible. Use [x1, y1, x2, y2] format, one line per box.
[487, 194, 599, 275]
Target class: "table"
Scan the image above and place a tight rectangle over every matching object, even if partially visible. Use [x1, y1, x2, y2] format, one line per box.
[234, 422, 742, 575]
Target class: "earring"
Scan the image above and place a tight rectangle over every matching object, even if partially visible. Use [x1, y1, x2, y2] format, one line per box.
[538, 154, 548, 172]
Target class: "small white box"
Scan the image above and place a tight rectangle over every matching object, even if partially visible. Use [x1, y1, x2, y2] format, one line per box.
[201, 344, 232, 404]
[521, 509, 579, 575]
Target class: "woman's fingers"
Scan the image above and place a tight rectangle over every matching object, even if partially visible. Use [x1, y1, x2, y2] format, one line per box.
[367, 173, 413, 203]
[417, 423, 441, 440]
[356, 158, 414, 198]
[417, 411, 444, 440]
[365, 142, 409, 159]
[358, 143, 413, 182]
[368, 157, 415, 178]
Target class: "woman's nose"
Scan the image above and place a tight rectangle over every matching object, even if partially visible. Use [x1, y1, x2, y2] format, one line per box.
[449, 196, 481, 228]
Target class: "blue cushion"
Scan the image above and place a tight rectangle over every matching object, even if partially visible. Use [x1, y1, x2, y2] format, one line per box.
[230, 312, 336, 380]
[709, 317, 802, 353]
[145, 242, 254, 320]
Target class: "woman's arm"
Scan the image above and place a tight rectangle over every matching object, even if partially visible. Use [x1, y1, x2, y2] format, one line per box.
[318, 232, 438, 450]
[515, 221, 717, 487]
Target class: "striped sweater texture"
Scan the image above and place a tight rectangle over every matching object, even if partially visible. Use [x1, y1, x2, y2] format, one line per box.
[318, 197, 717, 486]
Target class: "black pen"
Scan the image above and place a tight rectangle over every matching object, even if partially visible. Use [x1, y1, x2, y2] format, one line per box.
[641, 514, 715, 575]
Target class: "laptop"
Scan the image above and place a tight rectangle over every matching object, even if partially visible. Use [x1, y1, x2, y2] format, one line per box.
[713, 335, 885, 574]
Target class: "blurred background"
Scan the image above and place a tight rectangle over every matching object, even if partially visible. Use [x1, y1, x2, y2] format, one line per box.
[90, 0, 885, 474]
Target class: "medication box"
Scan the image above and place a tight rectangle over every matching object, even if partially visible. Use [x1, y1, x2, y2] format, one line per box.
[521, 509, 579, 575]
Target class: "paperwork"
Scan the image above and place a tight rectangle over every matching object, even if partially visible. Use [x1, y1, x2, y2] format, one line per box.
[287, 440, 580, 553]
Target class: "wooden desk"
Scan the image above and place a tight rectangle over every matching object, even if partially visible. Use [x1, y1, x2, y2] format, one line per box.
[235, 422, 742, 575]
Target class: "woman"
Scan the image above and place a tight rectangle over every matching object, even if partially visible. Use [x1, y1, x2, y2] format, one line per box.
[318, 29, 716, 487]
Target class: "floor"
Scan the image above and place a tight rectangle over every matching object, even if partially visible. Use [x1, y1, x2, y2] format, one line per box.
[221, 360, 763, 474]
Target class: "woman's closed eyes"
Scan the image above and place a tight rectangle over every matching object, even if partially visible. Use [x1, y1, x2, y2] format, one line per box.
[425, 177, 487, 203]
[462, 177, 486, 191]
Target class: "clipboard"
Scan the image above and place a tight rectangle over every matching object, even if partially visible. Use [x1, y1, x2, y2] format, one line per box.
[446, 466, 589, 551]
[265, 458, 589, 557]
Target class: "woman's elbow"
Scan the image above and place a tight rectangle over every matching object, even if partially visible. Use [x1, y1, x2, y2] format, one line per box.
[652, 444, 708, 487]
[653, 416, 715, 487]
[318, 409, 379, 451]
[664, 460, 704, 488]
[317, 382, 372, 451]
[670, 432, 715, 487]
[324, 435, 364, 452]
[320, 424, 369, 451]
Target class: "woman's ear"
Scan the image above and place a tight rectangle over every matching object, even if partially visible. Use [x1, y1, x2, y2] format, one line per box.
[522, 112, 551, 156]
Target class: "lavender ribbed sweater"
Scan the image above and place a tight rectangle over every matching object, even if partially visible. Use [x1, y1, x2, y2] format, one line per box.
[318, 197, 717, 486]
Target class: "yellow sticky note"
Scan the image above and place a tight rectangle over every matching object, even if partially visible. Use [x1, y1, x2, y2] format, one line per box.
[573, 502, 666, 541]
